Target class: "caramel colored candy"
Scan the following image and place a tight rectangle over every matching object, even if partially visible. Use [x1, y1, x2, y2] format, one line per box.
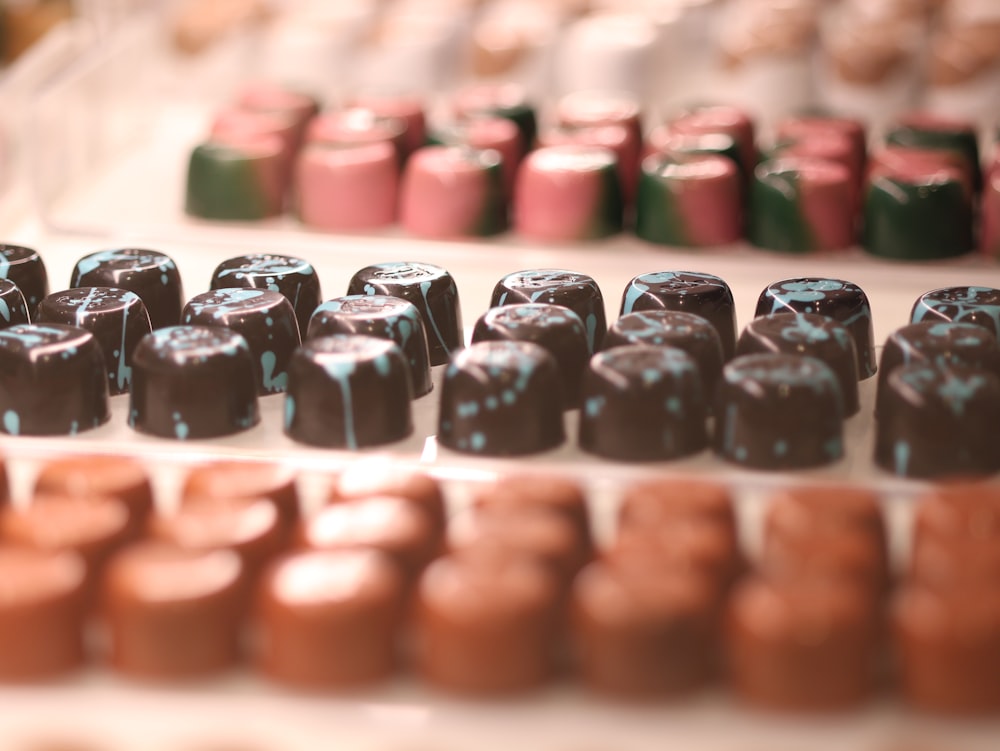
[414, 552, 560, 695]
[256, 549, 404, 688]
[327, 468, 446, 532]
[473, 475, 591, 551]
[572, 561, 717, 697]
[33, 455, 153, 532]
[298, 497, 438, 581]
[0, 458, 8, 506]
[726, 577, 877, 712]
[102, 543, 245, 680]
[0, 547, 87, 680]
[909, 536, 1000, 591]
[182, 461, 299, 524]
[618, 478, 735, 534]
[913, 483, 1000, 546]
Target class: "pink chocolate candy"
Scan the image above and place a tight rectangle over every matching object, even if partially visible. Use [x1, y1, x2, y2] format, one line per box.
[540, 123, 638, 206]
[306, 109, 407, 162]
[868, 147, 975, 196]
[211, 108, 298, 156]
[237, 82, 319, 132]
[775, 116, 866, 177]
[295, 141, 398, 231]
[982, 156, 1000, 258]
[349, 94, 427, 158]
[556, 91, 642, 151]
[435, 118, 523, 197]
[667, 105, 756, 176]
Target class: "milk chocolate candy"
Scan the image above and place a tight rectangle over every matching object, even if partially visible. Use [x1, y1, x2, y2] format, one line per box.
[910, 287, 1000, 338]
[34, 455, 154, 531]
[328, 467, 445, 533]
[71, 248, 183, 330]
[102, 543, 245, 680]
[181, 460, 299, 525]
[913, 482, 1000, 547]
[0, 279, 29, 329]
[618, 478, 735, 535]
[0, 244, 48, 312]
[0, 324, 110, 436]
[473, 474, 591, 551]
[765, 485, 886, 560]
[414, 552, 560, 694]
[256, 550, 405, 688]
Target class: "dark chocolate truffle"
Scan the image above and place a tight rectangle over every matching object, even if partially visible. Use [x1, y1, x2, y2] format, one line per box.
[36, 287, 152, 396]
[579, 345, 708, 462]
[491, 269, 606, 353]
[34, 455, 153, 532]
[472, 303, 589, 409]
[348, 262, 462, 366]
[70, 249, 183, 330]
[0, 279, 29, 329]
[256, 549, 405, 688]
[128, 326, 259, 440]
[0, 324, 110, 436]
[877, 321, 1000, 416]
[754, 278, 876, 379]
[284, 335, 412, 449]
[182, 460, 299, 524]
[714, 354, 845, 469]
[910, 287, 1000, 338]
[875, 363, 1000, 478]
[736, 313, 860, 416]
[437, 341, 564, 456]
[307, 295, 433, 397]
[182, 288, 300, 395]
[210, 253, 322, 338]
[0, 244, 48, 312]
[620, 271, 737, 360]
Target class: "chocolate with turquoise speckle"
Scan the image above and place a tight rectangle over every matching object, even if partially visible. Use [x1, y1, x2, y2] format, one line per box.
[714, 353, 845, 470]
[737, 313, 860, 416]
[754, 278, 876, 379]
[182, 288, 300, 395]
[910, 287, 1000, 338]
[210, 254, 321, 337]
[0, 280, 29, 329]
[579, 344, 707, 462]
[0, 244, 48, 312]
[129, 326, 259, 440]
[604, 311, 724, 402]
[472, 303, 589, 409]
[620, 271, 737, 360]
[307, 295, 433, 397]
[0, 324, 109, 436]
[491, 269, 606, 353]
[37, 287, 152, 396]
[877, 321, 1000, 417]
[71, 249, 183, 330]
[284, 335, 412, 450]
[437, 341, 564, 456]
[875, 363, 1000, 479]
[349, 262, 462, 366]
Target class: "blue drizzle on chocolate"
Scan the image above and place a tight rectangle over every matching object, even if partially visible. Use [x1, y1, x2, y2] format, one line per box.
[212, 253, 322, 336]
[71, 248, 183, 329]
[0, 279, 29, 329]
[910, 286, 1000, 339]
[0, 244, 48, 311]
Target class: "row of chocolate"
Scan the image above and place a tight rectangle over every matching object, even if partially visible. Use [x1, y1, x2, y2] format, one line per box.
[184, 83, 1000, 260]
[0, 455, 996, 715]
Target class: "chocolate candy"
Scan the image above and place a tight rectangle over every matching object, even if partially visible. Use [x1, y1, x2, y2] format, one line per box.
[775, 115, 866, 179]
[727, 577, 877, 712]
[306, 109, 406, 157]
[210, 107, 298, 158]
[454, 83, 537, 153]
[414, 552, 559, 694]
[349, 93, 427, 158]
[236, 82, 319, 134]
[182, 288, 300, 395]
[755, 278, 877, 379]
[307, 295, 433, 397]
[348, 262, 462, 366]
[885, 113, 981, 190]
[182, 460, 299, 524]
[328, 468, 445, 533]
[0, 279, 29, 329]
[749, 158, 855, 253]
[513, 145, 622, 242]
[0, 547, 86, 680]
[0, 324, 109, 436]
[437, 341, 564, 456]
[129, 326, 259, 439]
[430, 117, 522, 196]
[646, 129, 743, 179]
[877, 322, 1000, 416]
[618, 478, 735, 535]
[604, 311, 724, 398]
[984, 157, 1000, 258]
[736, 313, 860, 416]
[491, 269, 606, 353]
[571, 561, 717, 697]
[71, 248, 183, 330]
[210, 253, 321, 338]
[473, 475, 591, 551]
[0, 244, 48, 312]
[555, 90, 642, 158]
[636, 153, 743, 247]
[400, 146, 506, 239]
[34, 455, 153, 531]
[767, 131, 861, 202]
[256, 550, 405, 688]
[665, 104, 757, 177]
[295, 141, 399, 231]
[185, 135, 287, 221]
[714, 354, 845, 469]
[620, 271, 737, 360]
[36, 287, 152, 396]
[579, 345, 708, 462]
[102, 543, 245, 680]
[875, 363, 1000, 478]
[472, 303, 589, 409]
[299, 496, 438, 581]
[893, 585, 1000, 714]
[284, 335, 412, 449]
[911, 287, 1000, 337]
[913, 483, 1000, 548]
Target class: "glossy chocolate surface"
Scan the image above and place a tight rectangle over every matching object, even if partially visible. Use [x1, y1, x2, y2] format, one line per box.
[35, 455, 153, 531]
[474, 475, 591, 550]
[70, 249, 183, 330]
[910, 286, 1000, 338]
[618, 479, 735, 533]
[0, 244, 48, 312]
[329, 468, 445, 532]
[182, 460, 299, 524]
[0, 279, 29, 329]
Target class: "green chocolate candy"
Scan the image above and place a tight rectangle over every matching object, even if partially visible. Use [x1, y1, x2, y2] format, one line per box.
[185, 142, 284, 221]
[748, 165, 813, 254]
[886, 122, 981, 190]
